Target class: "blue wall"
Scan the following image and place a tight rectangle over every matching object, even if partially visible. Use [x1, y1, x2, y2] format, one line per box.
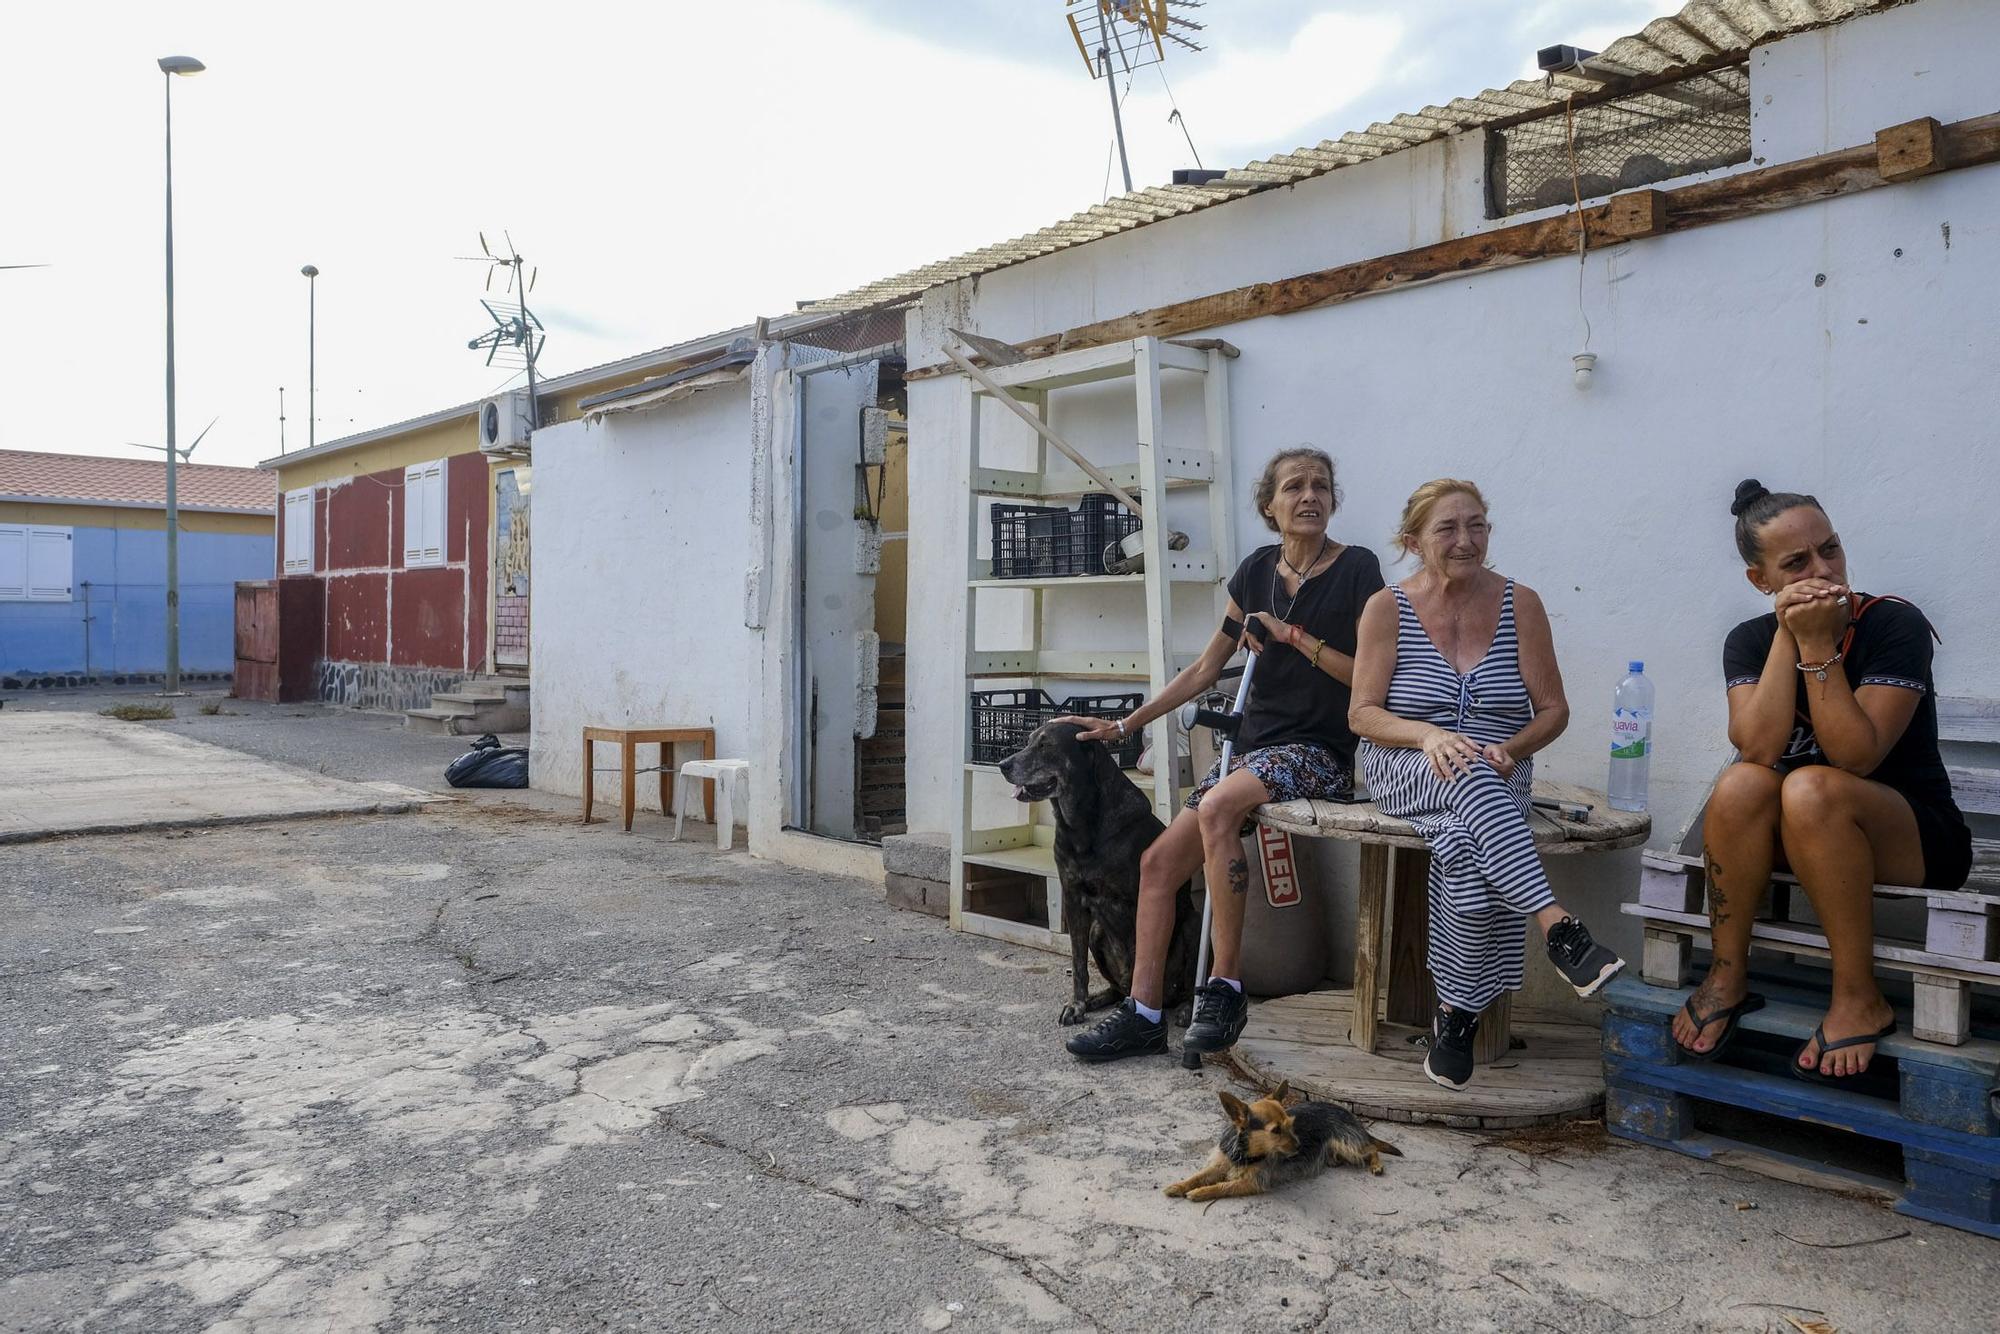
[0, 524, 274, 678]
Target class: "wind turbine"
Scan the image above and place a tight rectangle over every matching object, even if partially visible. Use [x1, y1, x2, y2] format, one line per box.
[129, 416, 219, 462]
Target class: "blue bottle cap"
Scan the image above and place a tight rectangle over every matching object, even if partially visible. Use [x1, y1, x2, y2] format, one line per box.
[1628, 660, 1644, 673]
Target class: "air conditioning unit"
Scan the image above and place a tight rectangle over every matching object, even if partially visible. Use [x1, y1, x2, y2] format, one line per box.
[478, 390, 534, 458]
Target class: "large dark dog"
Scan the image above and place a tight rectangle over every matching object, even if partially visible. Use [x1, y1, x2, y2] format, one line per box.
[998, 721, 1199, 1026]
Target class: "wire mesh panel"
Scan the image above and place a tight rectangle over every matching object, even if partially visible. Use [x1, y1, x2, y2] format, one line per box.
[1489, 64, 1751, 217]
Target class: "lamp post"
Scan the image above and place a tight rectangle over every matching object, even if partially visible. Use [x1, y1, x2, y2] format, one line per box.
[158, 53, 204, 696]
[300, 265, 318, 451]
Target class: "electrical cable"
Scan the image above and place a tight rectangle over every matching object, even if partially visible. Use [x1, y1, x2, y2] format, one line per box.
[1563, 87, 1594, 353]
[1156, 62, 1202, 169]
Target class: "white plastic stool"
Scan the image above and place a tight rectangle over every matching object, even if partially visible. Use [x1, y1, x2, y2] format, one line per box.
[673, 759, 749, 850]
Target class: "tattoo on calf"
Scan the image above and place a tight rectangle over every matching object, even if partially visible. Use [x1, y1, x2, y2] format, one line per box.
[1706, 853, 1732, 929]
[1227, 857, 1249, 896]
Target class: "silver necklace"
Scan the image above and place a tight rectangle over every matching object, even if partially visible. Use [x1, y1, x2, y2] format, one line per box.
[1272, 536, 1331, 620]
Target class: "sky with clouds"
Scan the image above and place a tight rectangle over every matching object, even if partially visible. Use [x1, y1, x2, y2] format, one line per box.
[1, 0, 1665, 469]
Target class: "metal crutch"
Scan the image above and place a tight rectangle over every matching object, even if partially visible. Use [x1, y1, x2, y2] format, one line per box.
[1177, 637, 1260, 1070]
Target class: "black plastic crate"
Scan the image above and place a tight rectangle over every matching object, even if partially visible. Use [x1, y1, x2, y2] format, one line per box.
[969, 688, 1059, 764]
[987, 503, 1067, 579]
[1022, 492, 1142, 577]
[1061, 693, 1145, 767]
[986, 494, 1141, 579]
[968, 689, 1145, 767]
[1071, 493, 1144, 574]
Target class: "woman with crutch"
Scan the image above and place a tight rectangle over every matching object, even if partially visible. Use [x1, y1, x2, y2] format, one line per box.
[1060, 447, 1383, 1063]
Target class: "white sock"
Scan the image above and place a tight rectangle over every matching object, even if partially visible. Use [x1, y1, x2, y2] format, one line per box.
[1132, 1000, 1163, 1024]
[1211, 977, 1243, 994]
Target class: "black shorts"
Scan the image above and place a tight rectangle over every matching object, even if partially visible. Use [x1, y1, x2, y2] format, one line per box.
[1908, 795, 1974, 891]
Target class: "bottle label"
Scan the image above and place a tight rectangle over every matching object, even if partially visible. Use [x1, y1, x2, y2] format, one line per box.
[1611, 708, 1650, 760]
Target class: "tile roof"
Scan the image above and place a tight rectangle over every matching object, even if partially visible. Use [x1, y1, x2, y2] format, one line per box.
[799, 0, 1907, 313]
[0, 450, 277, 514]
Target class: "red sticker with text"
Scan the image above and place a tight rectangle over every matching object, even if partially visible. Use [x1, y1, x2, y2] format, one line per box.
[1257, 825, 1300, 908]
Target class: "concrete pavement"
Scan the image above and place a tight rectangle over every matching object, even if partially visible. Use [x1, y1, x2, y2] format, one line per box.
[0, 710, 432, 844]
[4, 795, 1996, 1332]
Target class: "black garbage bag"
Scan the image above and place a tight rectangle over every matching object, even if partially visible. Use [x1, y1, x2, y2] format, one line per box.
[445, 734, 529, 788]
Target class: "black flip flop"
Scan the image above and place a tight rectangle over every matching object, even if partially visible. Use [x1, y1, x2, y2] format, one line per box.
[1790, 1019, 1898, 1084]
[1675, 992, 1765, 1062]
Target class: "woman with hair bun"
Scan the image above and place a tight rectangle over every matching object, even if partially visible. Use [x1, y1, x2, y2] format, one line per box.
[1671, 480, 1970, 1081]
[1349, 479, 1626, 1092]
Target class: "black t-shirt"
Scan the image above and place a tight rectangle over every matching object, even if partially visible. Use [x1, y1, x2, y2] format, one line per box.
[1227, 543, 1384, 764]
[1722, 596, 1958, 813]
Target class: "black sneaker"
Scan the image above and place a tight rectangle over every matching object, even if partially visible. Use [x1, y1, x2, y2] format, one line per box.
[1424, 1003, 1481, 1090]
[1181, 980, 1249, 1055]
[1546, 916, 1626, 998]
[1065, 999, 1167, 1063]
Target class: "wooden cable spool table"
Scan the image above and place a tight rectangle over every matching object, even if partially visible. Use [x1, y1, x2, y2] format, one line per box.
[1253, 779, 1650, 1061]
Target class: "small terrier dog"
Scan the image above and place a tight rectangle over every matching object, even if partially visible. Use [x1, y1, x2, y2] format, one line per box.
[1165, 1082, 1401, 1202]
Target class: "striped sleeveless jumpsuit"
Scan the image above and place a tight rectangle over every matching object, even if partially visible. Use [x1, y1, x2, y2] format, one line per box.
[1359, 581, 1555, 1013]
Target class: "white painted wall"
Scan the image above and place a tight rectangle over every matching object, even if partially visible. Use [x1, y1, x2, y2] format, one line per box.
[529, 380, 761, 816]
[904, 0, 2000, 991]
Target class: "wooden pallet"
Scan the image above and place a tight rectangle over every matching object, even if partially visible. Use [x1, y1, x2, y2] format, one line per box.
[1627, 849, 2000, 1044]
[1601, 976, 2000, 1240]
[1630, 696, 2000, 1043]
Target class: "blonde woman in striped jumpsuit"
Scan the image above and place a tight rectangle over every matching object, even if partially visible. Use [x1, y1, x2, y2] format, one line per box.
[1349, 480, 1625, 1091]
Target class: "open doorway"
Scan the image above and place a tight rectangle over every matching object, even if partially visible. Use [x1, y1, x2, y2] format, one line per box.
[789, 352, 907, 844]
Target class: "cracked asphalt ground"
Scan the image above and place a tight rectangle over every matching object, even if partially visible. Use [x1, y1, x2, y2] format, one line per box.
[4, 728, 1998, 1331]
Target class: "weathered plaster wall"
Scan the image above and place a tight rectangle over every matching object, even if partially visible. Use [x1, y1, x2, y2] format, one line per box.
[528, 381, 760, 819]
[903, 0, 2000, 991]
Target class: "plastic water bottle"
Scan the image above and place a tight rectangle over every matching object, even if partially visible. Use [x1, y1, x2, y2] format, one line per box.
[1608, 661, 1654, 813]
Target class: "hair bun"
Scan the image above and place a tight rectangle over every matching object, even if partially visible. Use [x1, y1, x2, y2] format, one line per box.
[1730, 478, 1770, 517]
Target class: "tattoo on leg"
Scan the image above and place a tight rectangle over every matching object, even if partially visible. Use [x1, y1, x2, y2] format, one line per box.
[1706, 853, 1731, 929]
[1227, 856, 1249, 896]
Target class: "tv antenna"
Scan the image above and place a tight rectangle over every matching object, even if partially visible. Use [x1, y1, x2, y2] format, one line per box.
[1064, 1, 1207, 195]
[460, 230, 545, 416]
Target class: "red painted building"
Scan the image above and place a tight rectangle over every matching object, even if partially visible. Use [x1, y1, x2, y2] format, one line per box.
[255, 421, 497, 711]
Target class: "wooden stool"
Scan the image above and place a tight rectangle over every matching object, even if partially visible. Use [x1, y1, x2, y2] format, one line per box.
[581, 725, 716, 832]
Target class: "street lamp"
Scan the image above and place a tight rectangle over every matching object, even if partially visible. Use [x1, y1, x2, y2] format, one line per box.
[159, 53, 204, 696]
[300, 265, 319, 451]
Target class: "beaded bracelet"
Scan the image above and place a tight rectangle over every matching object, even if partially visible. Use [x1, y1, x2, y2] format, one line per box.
[1796, 649, 1845, 682]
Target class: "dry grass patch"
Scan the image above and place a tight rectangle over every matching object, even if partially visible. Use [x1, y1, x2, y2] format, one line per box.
[99, 703, 176, 722]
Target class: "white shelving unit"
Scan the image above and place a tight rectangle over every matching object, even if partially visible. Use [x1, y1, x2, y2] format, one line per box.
[949, 337, 1237, 953]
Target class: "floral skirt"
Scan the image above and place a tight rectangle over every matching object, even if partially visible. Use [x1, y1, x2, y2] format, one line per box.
[1186, 741, 1353, 810]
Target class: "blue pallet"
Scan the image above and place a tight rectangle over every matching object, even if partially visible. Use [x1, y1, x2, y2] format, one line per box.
[1601, 976, 2000, 1240]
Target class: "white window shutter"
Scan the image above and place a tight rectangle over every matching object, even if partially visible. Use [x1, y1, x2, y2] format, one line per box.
[283, 489, 315, 573]
[403, 465, 424, 565]
[404, 461, 445, 566]
[26, 527, 72, 600]
[427, 463, 446, 564]
[0, 525, 26, 600]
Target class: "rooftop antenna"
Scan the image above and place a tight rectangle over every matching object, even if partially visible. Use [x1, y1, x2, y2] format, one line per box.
[459, 230, 544, 419]
[1064, 1, 1207, 194]
[278, 387, 287, 454]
